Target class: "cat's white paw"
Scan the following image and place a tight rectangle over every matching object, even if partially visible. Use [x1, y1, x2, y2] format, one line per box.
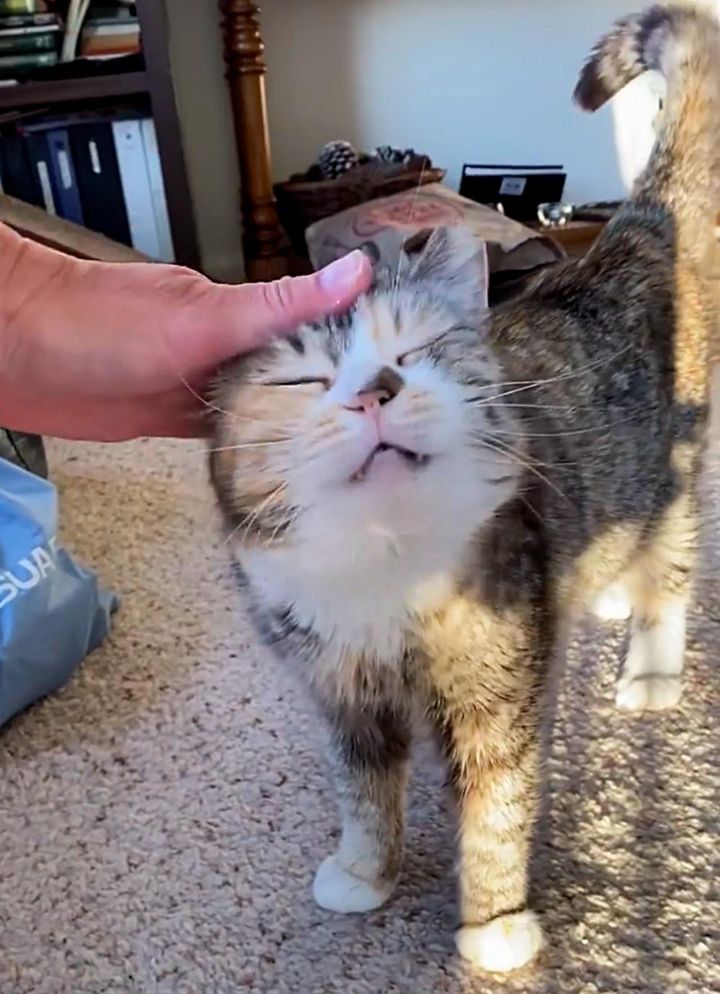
[616, 600, 686, 711]
[456, 910, 544, 973]
[615, 675, 683, 712]
[312, 855, 396, 913]
[592, 583, 632, 622]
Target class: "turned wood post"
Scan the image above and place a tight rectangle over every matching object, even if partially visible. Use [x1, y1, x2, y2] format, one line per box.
[220, 0, 289, 281]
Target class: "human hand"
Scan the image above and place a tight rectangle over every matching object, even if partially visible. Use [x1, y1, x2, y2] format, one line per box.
[0, 228, 371, 441]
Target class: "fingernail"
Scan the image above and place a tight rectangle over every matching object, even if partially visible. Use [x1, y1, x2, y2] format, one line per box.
[318, 250, 366, 297]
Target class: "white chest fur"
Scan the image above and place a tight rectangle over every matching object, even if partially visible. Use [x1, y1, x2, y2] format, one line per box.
[239, 524, 463, 663]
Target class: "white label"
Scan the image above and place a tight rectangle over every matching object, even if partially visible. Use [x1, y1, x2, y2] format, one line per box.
[499, 176, 526, 196]
[36, 160, 56, 215]
[58, 149, 72, 190]
[89, 140, 101, 174]
[0, 537, 59, 611]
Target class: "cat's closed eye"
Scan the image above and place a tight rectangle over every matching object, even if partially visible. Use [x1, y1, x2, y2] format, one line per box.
[397, 347, 423, 368]
[262, 377, 332, 389]
[397, 330, 456, 367]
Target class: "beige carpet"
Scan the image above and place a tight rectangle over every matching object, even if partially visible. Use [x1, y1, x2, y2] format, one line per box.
[1, 426, 719, 994]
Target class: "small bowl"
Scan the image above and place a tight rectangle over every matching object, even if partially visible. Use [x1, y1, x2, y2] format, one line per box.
[537, 202, 573, 227]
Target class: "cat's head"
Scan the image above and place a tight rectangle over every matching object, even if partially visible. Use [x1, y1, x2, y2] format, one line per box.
[209, 227, 521, 565]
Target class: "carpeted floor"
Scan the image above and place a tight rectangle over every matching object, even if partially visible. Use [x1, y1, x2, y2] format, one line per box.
[1, 422, 719, 994]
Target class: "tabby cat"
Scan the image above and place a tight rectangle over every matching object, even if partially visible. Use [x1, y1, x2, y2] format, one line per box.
[209, 5, 718, 973]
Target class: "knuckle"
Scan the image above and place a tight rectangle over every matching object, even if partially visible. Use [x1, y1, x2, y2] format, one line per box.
[260, 276, 297, 314]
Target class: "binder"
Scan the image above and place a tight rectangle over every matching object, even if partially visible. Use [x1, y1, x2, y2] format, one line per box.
[140, 117, 174, 262]
[69, 119, 132, 245]
[45, 127, 84, 225]
[112, 117, 161, 258]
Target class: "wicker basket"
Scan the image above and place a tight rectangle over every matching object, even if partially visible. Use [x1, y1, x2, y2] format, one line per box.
[274, 164, 446, 257]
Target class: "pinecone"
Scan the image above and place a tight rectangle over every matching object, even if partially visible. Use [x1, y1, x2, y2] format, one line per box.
[374, 145, 417, 165]
[317, 140, 360, 179]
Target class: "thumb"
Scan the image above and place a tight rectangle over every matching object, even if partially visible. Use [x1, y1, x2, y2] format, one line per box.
[211, 250, 372, 358]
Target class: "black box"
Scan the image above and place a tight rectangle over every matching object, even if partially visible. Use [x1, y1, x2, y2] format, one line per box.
[459, 163, 567, 223]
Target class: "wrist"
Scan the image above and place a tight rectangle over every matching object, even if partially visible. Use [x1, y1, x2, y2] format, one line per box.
[0, 223, 80, 327]
[0, 225, 82, 431]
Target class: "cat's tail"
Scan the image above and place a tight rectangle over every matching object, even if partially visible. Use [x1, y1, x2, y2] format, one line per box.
[574, 3, 720, 254]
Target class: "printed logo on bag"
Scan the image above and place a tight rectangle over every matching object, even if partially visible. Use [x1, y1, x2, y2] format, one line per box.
[0, 537, 59, 610]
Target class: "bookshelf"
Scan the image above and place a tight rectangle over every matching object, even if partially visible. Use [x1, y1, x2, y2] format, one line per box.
[0, 0, 200, 271]
[0, 69, 148, 107]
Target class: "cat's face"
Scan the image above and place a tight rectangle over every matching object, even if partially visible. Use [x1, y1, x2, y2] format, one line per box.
[210, 229, 521, 567]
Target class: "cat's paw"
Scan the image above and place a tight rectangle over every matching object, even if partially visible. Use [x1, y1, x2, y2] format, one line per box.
[592, 583, 632, 622]
[456, 910, 544, 973]
[615, 675, 682, 712]
[312, 855, 396, 913]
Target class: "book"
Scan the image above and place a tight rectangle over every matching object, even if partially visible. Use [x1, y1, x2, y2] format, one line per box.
[69, 119, 132, 246]
[84, 5, 138, 25]
[80, 41, 140, 58]
[80, 20, 140, 57]
[111, 117, 161, 258]
[0, 1, 47, 13]
[0, 18, 61, 37]
[0, 50, 57, 73]
[45, 128, 84, 225]
[140, 117, 174, 262]
[0, 31, 57, 54]
[0, 12, 57, 28]
[24, 129, 56, 214]
[0, 132, 43, 207]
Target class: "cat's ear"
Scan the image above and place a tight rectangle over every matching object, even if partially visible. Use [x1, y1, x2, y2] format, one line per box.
[408, 225, 488, 320]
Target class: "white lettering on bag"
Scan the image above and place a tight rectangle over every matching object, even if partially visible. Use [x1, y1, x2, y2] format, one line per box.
[0, 537, 60, 610]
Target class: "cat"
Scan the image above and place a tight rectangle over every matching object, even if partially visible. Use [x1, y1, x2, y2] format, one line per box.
[208, 4, 719, 974]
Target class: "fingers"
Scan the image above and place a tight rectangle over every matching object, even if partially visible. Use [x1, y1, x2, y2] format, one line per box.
[251, 250, 372, 333]
[209, 251, 372, 357]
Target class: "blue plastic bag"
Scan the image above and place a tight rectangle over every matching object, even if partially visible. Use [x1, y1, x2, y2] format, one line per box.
[0, 457, 118, 726]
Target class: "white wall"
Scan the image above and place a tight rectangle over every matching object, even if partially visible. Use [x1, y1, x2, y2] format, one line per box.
[165, 0, 244, 282]
[167, 0, 718, 278]
[260, 0, 657, 203]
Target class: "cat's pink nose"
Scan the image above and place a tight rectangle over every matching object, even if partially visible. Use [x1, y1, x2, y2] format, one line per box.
[345, 389, 389, 413]
[344, 365, 403, 412]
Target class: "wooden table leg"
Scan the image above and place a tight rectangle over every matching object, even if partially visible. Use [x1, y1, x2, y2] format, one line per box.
[220, 0, 289, 282]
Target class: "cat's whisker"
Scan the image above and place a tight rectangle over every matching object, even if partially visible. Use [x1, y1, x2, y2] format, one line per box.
[518, 493, 548, 527]
[468, 430, 574, 472]
[463, 342, 636, 407]
[264, 506, 300, 548]
[206, 439, 292, 454]
[178, 372, 235, 419]
[491, 402, 583, 412]
[483, 418, 649, 440]
[178, 438, 293, 458]
[476, 435, 572, 504]
[223, 481, 289, 548]
[178, 372, 283, 427]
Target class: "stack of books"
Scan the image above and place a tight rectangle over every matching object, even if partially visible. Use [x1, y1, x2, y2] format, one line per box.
[0, 110, 175, 262]
[0, 0, 61, 79]
[79, 2, 139, 60]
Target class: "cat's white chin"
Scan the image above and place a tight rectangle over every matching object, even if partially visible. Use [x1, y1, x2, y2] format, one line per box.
[312, 855, 396, 913]
[456, 910, 544, 973]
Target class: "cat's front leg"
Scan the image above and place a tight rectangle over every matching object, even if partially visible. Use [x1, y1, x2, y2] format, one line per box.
[312, 692, 411, 914]
[433, 694, 544, 973]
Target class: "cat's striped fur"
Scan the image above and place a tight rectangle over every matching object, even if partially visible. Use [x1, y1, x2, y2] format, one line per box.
[209, 5, 719, 972]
